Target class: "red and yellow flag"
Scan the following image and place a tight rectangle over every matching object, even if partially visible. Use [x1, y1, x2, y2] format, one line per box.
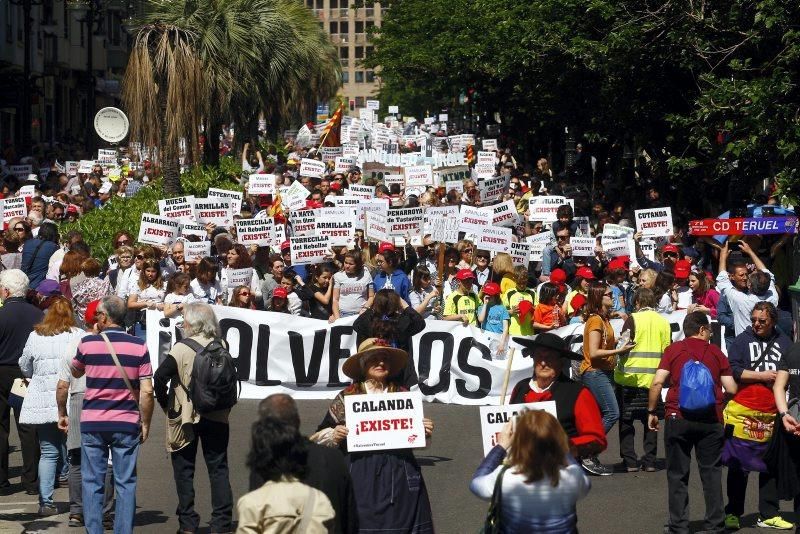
[320, 102, 344, 147]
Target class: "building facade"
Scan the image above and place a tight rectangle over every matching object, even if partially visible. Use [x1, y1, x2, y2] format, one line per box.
[305, 0, 382, 115]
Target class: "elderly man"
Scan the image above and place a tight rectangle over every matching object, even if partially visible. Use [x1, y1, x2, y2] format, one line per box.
[509, 333, 608, 474]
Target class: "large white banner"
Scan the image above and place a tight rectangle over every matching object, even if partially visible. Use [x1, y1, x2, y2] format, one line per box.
[146, 308, 724, 405]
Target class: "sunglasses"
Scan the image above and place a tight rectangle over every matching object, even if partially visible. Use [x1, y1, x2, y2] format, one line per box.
[117, 239, 131, 246]
[135, 254, 145, 260]
[603, 291, 613, 297]
[663, 252, 678, 258]
[462, 249, 473, 254]
[425, 243, 438, 250]
[556, 235, 570, 241]
[240, 291, 251, 297]
[13, 226, 25, 232]
[476, 255, 489, 260]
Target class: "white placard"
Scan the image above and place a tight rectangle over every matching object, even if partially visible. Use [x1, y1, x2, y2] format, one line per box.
[356, 198, 390, 231]
[158, 196, 196, 221]
[321, 147, 343, 163]
[282, 180, 310, 211]
[444, 180, 463, 196]
[459, 205, 492, 233]
[383, 174, 405, 188]
[476, 226, 513, 254]
[438, 114, 448, 122]
[510, 241, 531, 266]
[635, 207, 674, 238]
[194, 198, 233, 227]
[404, 165, 434, 187]
[480, 176, 507, 203]
[435, 165, 470, 183]
[19, 185, 36, 200]
[424, 205, 460, 244]
[237, 218, 273, 248]
[574, 216, 591, 236]
[334, 156, 357, 174]
[248, 174, 276, 196]
[473, 163, 496, 178]
[602, 223, 635, 239]
[78, 160, 94, 174]
[348, 184, 375, 200]
[570, 237, 596, 257]
[66, 161, 78, 176]
[299, 158, 326, 179]
[331, 196, 361, 209]
[227, 267, 253, 289]
[365, 211, 390, 242]
[477, 151, 496, 164]
[272, 222, 287, 249]
[526, 233, 551, 262]
[424, 117, 435, 125]
[528, 196, 574, 222]
[388, 105, 399, 114]
[290, 235, 330, 265]
[342, 144, 360, 158]
[601, 236, 630, 258]
[184, 241, 211, 262]
[345, 392, 426, 452]
[2, 197, 26, 222]
[366, 100, 380, 110]
[479, 401, 557, 456]
[179, 222, 207, 239]
[490, 200, 516, 228]
[482, 139, 498, 151]
[639, 238, 657, 262]
[207, 188, 243, 215]
[9, 164, 33, 178]
[315, 215, 355, 246]
[387, 207, 424, 236]
[138, 213, 179, 246]
[291, 209, 318, 236]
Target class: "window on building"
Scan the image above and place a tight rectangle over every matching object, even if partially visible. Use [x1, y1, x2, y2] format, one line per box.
[366, 71, 375, 83]
[355, 96, 365, 108]
[366, 46, 374, 58]
[5, 2, 12, 43]
[355, 21, 364, 34]
[341, 71, 349, 84]
[340, 47, 348, 59]
[306, 0, 313, 7]
[315, 0, 323, 9]
[330, 0, 338, 8]
[329, 21, 338, 34]
[366, 21, 376, 31]
[339, 21, 349, 34]
[355, 71, 364, 83]
[354, 46, 364, 59]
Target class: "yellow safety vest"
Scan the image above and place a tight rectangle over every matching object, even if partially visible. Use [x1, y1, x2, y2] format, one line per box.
[614, 309, 671, 389]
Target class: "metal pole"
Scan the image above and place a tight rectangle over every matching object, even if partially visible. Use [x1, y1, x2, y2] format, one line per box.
[86, 2, 96, 156]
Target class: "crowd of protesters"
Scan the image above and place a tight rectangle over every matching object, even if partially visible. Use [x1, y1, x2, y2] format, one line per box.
[0, 126, 799, 534]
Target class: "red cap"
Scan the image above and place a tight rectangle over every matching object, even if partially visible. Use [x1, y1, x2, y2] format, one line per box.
[482, 282, 501, 296]
[66, 204, 79, 214]
[273, 287, 289, 299]
[662, 243, 679, 254]
[674, 259, 692, 279]
[378, 242, 395, 254]
[606, 258, 628, 272]
[85, 299, 101, 326]
[570, 293, 587, 312]
[550, 268, 567, 287]
[330, 181, 342, 191]
[280, 240, 291, 251]
[576, 266, 595, 280]
[305, 200, 323, 209]
[455, 268, 476, 281]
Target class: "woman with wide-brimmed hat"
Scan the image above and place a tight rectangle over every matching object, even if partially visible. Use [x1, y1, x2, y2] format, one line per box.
[310, 338, 435, 533]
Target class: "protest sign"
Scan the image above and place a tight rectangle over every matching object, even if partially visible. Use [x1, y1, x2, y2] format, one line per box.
[78, 160, 94, 174]
[194, 198, 233, 226]
[526, 233, 551, 262]
[434, 165, 470, 183]
[473, 163, 496, 178]
[444, 181, 463, 196]
[570, 237, 596, 257]
[345, 392, 426, 452]
[207, 188, 243, 215]
[334, 156, 357, 174]
[601, 236, 630, 257]
[299, 158, 326, 178]
[404, 165, 434, 188]
[477, 151, 496, 165]
[66, 161, 78, 176]
[424, 117, 435, 125]
[1, 197, 26, 223]
[349, 184, 375, 200]
[488, 200, 515, 228]
[158, 196, 195, 221]
[639, 239, 657, 261]
[635, 207, 673, 238]
[184, 241, 211, 262]
[9, 164, 33, 178]
[388, 105, 399, 114]
[480, 176, 507, 203]
[342, 143, 360, 158]
[289, 235, 330, 265]
[382, 174, 405, 188]
[510, 241, 531, 266]
[138, 214, 179, 246]
[482, 139, 498, 151]
[602, 223, 635, 239]
[425, 205, 460, 243]
[271, 222, 287, 249]
[19, 185, 36, 201]
[574, 216, 591, 236]
[365, 211, 390, 242]
[528, 196, 574, 222]
[330, 196, 361, 211]
[459, 205, 492, 233]
[439, 114, 448, 122]
[227, 267, 253, 289]
[688, 217, 798, 236]
[387, 207, 424, 236]
[479, 402, 557, 456]
[476, 227, 513, 254]
[281, 180, 311, 211]
[247, 174, 276, 196]
[315, 214, 355, 246]
[356, 199, 390, 231]
[236, 218, 273, 247]
[321, 146, 343, 163]
[366, 100, 380, 110]
[291, 209, 318, 236]
[179, 222, 207, 239]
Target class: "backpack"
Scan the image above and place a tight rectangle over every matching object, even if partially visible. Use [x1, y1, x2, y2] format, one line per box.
[678, 348, 716, 415]
[181, 338, 240, 414]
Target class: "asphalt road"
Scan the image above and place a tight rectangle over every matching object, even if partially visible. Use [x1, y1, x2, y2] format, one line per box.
[0, 399, 791, 533]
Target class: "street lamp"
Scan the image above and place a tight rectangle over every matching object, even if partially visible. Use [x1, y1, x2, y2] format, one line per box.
[9, 0, 45, 156]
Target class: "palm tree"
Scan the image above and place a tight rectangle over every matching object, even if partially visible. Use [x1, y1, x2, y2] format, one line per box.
[122, 0, 340, 196]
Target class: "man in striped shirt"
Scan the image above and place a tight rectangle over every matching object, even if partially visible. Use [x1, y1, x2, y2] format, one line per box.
[67, 295, 154, 534]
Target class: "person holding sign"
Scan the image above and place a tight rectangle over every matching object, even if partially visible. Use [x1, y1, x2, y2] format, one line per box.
[470, 410, 591, 533]
[310, 339, 434, 533]
[509, 333, 608, 474]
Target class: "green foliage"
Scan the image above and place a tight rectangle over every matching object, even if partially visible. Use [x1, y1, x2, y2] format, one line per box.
[61, 159, 243, 262]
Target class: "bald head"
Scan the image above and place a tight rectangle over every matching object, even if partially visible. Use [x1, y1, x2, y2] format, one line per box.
[258, 394, 300, 430]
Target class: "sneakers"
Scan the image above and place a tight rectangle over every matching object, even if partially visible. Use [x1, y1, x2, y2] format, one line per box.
[38, 504, 58, 517]
[725, 514, 740, 530]
[756, 516, 794, 530]
[580, 456, 613, 476]
[69, 514, 84, 527]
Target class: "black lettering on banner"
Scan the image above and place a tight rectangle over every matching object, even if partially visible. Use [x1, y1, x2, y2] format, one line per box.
[416, 331, 453, 396]
[455, 338, 491, 399]
[288, 329, 326, 387]
[327, 325, 355, 387]
[254, 324, 281, 386]
[219, 318, 256, 382]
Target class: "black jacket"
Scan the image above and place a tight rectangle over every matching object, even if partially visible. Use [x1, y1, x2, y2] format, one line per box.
[0, 297, 44, 366]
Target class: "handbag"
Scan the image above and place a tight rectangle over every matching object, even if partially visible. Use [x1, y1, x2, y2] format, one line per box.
[8, 378, 28, 411]
[100, 333, 142, 430]
[480, 465, 509, 534]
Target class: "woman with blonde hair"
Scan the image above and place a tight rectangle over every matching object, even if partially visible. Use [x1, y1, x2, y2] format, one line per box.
[455, 239, 475, 270]
[127, 258, 166, 338]
[19, 297, 84, 516]
[470, 410, 591, 532]
[492, 252, 516, 294]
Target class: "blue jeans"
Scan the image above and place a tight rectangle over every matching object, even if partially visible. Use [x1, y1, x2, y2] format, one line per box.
[581, 370, 620, 433]
[82, 431, 140, 534]
[37, 423, 67, 507]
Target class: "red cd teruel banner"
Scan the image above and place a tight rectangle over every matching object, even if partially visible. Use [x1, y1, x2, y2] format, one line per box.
[689, 217, 797, 236]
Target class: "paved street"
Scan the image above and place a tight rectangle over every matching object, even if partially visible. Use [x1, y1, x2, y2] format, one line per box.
[0, 399, 791, 533]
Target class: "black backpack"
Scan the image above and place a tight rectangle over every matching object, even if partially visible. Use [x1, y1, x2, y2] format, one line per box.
[181, 338, 239, 414]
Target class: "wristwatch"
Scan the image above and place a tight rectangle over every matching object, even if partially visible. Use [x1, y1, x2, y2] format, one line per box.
[647, 409, 658, 415]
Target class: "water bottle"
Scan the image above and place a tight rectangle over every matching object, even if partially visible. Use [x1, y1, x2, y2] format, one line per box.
[616, 330, 631, 350]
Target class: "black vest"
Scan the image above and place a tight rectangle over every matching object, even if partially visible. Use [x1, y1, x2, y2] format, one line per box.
[509, 376, 583, 438]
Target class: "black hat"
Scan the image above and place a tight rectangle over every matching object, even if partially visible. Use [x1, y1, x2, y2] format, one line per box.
[512, 333, 583, 361]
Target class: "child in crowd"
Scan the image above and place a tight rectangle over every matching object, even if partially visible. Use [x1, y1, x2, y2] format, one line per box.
[477, 282, 509, 357]
[443, 269, 480, 325]
[504, 265, 537, 336]
[533, 282, 566, 332]
[271, 286, 290, 313]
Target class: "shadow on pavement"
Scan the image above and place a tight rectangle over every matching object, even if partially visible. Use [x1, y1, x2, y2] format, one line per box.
[135, 508, 170, 527]
[415, 455, 452, 466]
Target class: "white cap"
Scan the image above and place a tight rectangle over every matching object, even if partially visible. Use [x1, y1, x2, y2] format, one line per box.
[26, 174, 39, 182]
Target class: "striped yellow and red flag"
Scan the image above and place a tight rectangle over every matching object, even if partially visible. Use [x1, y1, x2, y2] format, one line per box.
[466, 143, 475, 166]
[320, 102, 344, 147]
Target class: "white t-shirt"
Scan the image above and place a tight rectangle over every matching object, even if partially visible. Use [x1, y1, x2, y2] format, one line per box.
[190, 278, 222, 304]
[131, 283, 166, 302]
[333, 269, 373, 316]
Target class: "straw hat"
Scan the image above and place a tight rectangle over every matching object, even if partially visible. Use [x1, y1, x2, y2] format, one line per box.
[342, 338, 408, 381]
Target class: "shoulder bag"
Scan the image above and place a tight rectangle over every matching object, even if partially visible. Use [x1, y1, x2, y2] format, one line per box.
[480, 465, 509, 534]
